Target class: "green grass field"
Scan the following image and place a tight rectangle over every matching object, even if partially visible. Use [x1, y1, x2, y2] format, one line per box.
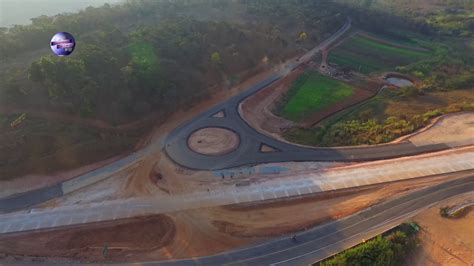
[278, 72, 354, 122]
[329, 34, 431, 74]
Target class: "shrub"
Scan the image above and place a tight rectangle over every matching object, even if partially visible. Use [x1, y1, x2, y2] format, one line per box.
[321, 228, 418, 266]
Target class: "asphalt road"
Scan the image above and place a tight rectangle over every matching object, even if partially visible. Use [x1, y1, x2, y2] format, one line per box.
[2, 152, 472, 235]
[0, 141, 155, 213]
[143, 172, 474, 266]
[163, 19, 452, 170]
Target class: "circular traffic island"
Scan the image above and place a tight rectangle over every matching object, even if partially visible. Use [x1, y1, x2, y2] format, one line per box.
[188, 127, 240, 156]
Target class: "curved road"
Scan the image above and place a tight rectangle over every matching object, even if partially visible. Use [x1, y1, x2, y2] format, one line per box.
[145, 172, 474, 266]
[164, 19, 450, 170]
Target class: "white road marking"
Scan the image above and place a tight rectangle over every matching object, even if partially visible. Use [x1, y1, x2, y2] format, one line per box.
[1, 224, 10, 234]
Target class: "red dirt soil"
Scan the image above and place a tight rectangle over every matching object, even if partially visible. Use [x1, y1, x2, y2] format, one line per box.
[410, 192, 474, 265]
[0, 215, 175, 263]
[187, 127, 240, 156]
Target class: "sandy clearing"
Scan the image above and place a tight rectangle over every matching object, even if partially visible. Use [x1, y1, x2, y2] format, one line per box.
[410, 192, 474, 265]
[188, 127, 240, 156]
[409, 112, 474, 146]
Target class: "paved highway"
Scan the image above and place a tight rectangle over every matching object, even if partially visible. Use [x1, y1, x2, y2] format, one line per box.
[143, 173, 474, 266]
[0, 140, 160, 213]
[163, 19, 457, 170]
[2, 150, 472, 234]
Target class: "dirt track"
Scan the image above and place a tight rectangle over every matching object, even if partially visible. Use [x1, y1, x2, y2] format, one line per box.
[411, 192, 474, 265]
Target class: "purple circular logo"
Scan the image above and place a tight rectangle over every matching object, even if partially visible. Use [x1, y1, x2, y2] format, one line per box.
[50, 32, 76, 56]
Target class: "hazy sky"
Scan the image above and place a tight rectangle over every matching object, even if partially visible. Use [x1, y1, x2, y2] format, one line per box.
[0, 0, 124, 27]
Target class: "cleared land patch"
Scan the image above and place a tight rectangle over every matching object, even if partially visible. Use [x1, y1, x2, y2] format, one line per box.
[329, 34, 430, 74]
[275, 72, 355, 122]
[188, 127, 240, 156]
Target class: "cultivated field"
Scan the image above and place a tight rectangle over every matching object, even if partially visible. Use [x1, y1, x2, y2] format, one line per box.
[329, 34, 430, 74]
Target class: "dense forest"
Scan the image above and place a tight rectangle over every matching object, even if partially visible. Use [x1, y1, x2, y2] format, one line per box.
[0, 0, 351, 178]
[0, 0, 346, 124]
[2, 0, 454, 124]
[1, 0, 449, 124]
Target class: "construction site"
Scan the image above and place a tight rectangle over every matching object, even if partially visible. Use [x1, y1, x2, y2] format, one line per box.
[1, 10, 474, 266]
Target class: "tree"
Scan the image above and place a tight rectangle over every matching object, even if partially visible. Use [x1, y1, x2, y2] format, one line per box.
[298, 31, 308, 41]
[211, 52, 222, 64]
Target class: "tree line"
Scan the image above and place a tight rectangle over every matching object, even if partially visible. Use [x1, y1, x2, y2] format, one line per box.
[1, 0, 348, 124]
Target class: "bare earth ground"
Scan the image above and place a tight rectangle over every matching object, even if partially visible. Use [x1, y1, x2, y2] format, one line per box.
[1, 171, 471, 263]
[410, 192, 474, 266]
[188, 127, 240, 155]
[409, 112, 474, 146]
[240, 67, 303, 137]
[0, 215, 176, 263]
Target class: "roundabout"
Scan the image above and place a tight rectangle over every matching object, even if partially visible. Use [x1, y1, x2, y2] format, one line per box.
[188, 127, 240, 156]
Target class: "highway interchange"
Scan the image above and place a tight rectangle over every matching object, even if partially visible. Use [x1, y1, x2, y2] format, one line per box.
[0, 18, 473, 266]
